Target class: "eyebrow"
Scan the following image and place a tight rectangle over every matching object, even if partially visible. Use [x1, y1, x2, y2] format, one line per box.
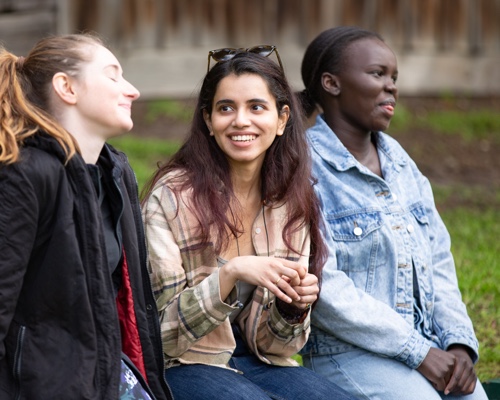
[215, 98, 269, 106]
[104, 64, 121, 73]
[368, 63, 398, 72]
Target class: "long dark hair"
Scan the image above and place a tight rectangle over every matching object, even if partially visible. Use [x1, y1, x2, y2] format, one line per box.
[0, 33, 105, 164]
[298, 26, 384, 117]
[142, 51, 327, 282]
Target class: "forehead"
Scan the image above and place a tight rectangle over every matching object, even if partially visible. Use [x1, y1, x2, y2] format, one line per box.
[81, 44, 121, 72]
[343, 38, 397, 69]
[215, 73, 274, 99]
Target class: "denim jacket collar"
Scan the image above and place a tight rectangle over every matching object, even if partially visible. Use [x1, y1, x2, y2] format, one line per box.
[308, 114, 407, 180]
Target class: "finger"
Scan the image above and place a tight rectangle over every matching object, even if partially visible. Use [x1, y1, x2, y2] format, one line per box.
[278, 258, 307, 278]
[267, 282, 295, 303]
[434, 379, 447, 392]
[270, 262, 301, 286]
[465, 377, 477, 395]
[455, 372, 477, 395]
[281, 271, 302, 287]
[276, 278, 302, 302]
[444, 372, 460, 395]
[296, 273, 318, 288]
[446, 359, 473, 395]
[292, 285, 319, 302]
[290, 297, 315, 310]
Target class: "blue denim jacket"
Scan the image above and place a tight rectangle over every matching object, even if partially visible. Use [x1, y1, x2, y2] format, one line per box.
[301, 115, 479, 369]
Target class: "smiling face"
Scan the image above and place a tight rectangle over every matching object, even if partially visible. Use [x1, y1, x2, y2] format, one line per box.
[72, 44, 140, 140]
[204, 73, 289, 171]
[325, 37, 398, 135]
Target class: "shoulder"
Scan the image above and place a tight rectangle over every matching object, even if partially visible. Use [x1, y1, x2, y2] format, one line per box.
[377, 131, 412, 158]
[0, 146, 68, 212]
[144, 169, 192, 216]
[6, 146, 65, 185]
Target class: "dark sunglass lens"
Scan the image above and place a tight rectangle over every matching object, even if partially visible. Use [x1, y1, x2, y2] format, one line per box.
[249, 45, 273, 57]
[212, 49, 235, 62]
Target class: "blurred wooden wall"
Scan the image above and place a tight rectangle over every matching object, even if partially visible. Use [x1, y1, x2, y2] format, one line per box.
[1, 0, 499, 98]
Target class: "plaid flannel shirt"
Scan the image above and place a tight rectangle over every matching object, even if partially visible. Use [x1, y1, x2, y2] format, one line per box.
[143, 172, 312, 369]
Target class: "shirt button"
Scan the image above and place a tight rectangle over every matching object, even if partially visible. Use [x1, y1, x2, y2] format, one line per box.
[353, 227, 363, 236]
[255, 227, 261, 234]
[407, 224, 414, 233]
[392, 194, 398, 201]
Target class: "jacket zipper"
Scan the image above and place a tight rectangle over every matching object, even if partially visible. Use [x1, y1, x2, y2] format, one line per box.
[13, 326, 26, 400]
[117, 151, 174, 400]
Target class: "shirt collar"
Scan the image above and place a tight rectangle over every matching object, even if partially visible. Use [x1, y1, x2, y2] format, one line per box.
[307, 114, 407, 173]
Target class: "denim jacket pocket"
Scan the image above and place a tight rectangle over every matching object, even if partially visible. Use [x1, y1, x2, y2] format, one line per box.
[409, 203, 429, 227]
[327, 211, 383, 292]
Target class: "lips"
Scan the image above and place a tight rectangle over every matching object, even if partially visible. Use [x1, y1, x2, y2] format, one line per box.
[379, 99, 396, 116]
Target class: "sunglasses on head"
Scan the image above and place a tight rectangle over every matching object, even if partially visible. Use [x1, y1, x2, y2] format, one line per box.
[207, 45, 283, 73]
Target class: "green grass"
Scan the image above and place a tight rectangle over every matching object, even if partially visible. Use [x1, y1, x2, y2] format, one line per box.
[437, 196, 500, 381]
[108, 135, 181, 190]
[109, 105, 500, 381]
[144, 99, 193, 124]
[390, 103, 500, 142]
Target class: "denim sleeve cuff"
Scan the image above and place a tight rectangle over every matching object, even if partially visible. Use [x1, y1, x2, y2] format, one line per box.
[441, 329, 480, 364]
[394, 329, 432, 369]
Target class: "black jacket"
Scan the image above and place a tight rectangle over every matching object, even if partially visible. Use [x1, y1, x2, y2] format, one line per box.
[0, 133, 172, 399]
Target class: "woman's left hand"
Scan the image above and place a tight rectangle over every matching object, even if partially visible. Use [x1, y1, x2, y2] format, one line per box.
[288, 272, 319, 309]
[444, 345, 477, 396]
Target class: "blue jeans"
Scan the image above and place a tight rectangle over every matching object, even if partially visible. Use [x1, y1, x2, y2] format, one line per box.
[302, 347, 489, 400]
[165, 326, 354, 399]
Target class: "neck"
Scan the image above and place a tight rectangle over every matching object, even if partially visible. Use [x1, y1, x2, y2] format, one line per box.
[57, 112, 108, 164]
[230, 164, 262, 204]
[73, 133, 106, 164]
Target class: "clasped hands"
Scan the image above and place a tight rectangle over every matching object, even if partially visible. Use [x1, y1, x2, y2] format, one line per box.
[222, 256, 318, 309]
[417, 345, 477, 396]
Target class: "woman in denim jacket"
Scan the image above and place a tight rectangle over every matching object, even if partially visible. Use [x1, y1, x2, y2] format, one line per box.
[297, 26, 488, 399]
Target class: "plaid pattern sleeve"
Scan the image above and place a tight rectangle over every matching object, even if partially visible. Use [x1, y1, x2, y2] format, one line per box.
[143, 178, 239, 364]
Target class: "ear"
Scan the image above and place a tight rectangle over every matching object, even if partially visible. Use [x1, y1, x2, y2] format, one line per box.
[203, 109, 214, 136]
[52, 72, 77, 105]
[276, 105, 290, 136]
[321, 72, 341, 96]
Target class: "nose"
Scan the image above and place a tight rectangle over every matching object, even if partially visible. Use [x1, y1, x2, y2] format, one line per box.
[124, 79, 140, 100]
[385, 78, 398, 98]
[232, 108, 250, 128]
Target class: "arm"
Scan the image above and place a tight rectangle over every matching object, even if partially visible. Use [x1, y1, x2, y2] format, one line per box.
[418, 173, 479, 357]
[416, 172, 478, 394]
[143, 184, 239, 358]
[0, 163, 39, 357]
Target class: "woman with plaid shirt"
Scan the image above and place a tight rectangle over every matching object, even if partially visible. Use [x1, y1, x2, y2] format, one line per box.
[141, 49, 353, 400]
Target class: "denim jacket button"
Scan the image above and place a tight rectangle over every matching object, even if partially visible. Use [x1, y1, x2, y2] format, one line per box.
[407, 224, 414, 233]
[353, 227, 363, 236]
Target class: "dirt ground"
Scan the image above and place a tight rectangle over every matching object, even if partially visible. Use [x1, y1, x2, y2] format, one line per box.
[130, 96, 500, 205]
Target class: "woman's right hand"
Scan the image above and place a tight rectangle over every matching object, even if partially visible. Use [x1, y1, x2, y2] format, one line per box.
[417, 347, 456, 392]
[219, 256, 307, 304]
